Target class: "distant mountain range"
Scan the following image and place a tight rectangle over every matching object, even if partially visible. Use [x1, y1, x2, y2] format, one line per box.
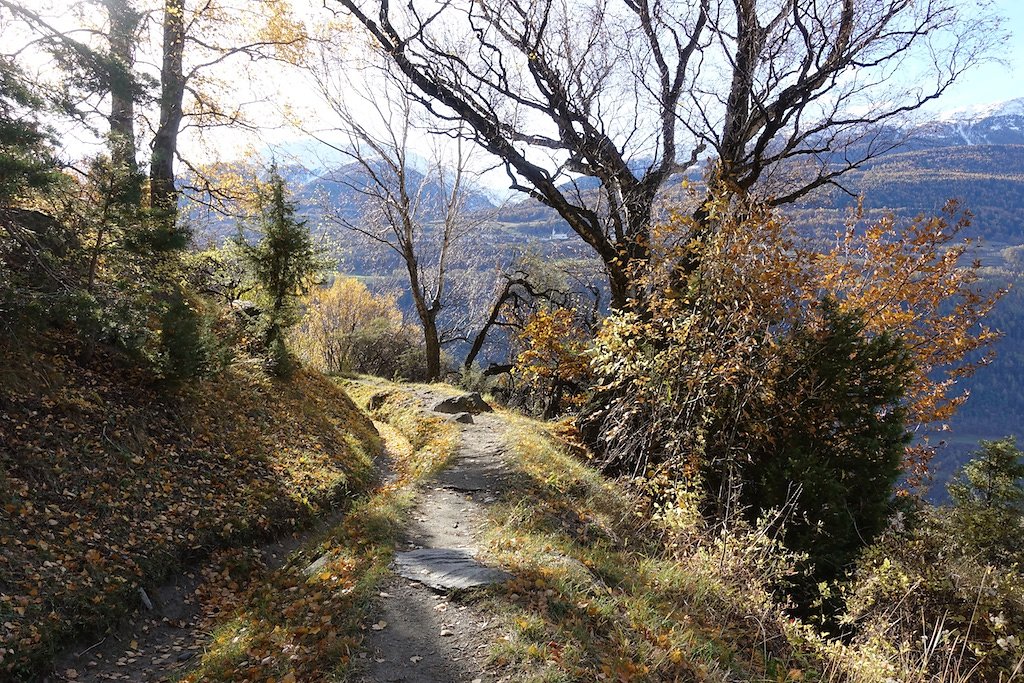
[914, 98, 1024, 148]
[201, 97, 1024, 245]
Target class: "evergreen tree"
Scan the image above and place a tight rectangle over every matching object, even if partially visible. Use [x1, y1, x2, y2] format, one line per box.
[947, 437, 1024, 564]
[745, 302, 913, 597]
[0, 56, 59, 205]
[237, 165, 325, 372]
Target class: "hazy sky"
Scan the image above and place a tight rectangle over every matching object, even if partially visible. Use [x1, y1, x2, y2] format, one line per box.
[10, 0, 1024, 174]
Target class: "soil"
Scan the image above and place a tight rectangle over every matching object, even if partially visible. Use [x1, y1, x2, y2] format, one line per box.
[349, 390, 513, 683]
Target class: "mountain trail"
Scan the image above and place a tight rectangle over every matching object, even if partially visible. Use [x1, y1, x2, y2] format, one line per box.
[48, 383, 518, 683]
[349, 385, 514, 683]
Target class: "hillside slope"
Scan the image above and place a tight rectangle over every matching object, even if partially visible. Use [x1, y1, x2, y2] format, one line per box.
[0, 338, 381, 678]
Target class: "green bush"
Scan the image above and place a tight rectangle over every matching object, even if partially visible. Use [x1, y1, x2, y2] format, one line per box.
[743, 301, 911, 599]
[845, 504, 1024, 681]
[158, 289, 223, 381]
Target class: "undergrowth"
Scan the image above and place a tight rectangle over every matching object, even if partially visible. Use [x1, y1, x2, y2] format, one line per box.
[479, 413, 830, 683]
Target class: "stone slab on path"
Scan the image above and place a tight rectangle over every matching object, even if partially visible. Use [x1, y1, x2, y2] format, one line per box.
[432, 392, 493, 415]
[394, 548, 512, 591]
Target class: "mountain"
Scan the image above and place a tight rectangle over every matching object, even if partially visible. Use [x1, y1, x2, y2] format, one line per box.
[788, 144, 1024, 245]
[188, 159, 497, 245]
[187, 103, 1024, 492]
[912, 98, 1024, 148]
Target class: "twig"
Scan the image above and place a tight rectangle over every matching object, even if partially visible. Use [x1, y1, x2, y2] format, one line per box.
[76, 636, 105, 658]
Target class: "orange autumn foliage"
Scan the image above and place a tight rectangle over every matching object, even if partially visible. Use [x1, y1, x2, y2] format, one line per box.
[816, 201, 1005, 480]
[515, 308, 594, 415]
[589, 191, 1003, 485]
[818, 200, 1004, 428]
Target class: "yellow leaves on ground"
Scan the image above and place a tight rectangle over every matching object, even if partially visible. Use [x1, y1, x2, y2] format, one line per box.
[0, 341, 378, 677]
[181, 543, 367, 682]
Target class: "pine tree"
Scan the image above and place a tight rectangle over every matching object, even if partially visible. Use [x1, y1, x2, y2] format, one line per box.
[947, 437, 1024, 564]
[237, 165, 325, 372]
[0, 56, 59, 205]
[745, 302, 913, 594]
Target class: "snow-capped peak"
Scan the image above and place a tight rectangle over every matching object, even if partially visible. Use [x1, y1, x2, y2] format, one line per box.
[937, 97, 1024, 123]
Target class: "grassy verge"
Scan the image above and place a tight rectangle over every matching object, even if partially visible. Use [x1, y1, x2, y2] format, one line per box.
[177, 379, 459, 681]
[0, 341, 379, 679]
[478, 413, 829, 683]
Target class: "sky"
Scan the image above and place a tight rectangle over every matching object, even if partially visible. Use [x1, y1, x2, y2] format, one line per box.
[254, 0, 1024, 180]
[7, 0, 1024, 188]
[932, 0, 1024, 111]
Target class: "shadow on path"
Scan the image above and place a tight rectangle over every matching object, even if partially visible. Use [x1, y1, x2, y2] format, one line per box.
[351, 390, 515, 683]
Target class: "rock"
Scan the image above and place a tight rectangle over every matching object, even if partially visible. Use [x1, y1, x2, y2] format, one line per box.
[368, 391, 391, 411]
[432, 392, 492, 415]
[452, 412, 474, 424]
[303, 554, 330, 577]
[394, 548, 512, 590]
[229, 299, 261, 318]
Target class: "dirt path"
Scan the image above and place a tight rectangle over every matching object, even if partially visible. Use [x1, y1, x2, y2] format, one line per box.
[349, 387, 513, 683]
[48, 385, 517, 683]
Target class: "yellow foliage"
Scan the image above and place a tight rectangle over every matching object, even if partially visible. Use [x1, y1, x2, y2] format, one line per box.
[592, 190, 1002, 486]
[515, 307, 593, 412]
[815, 200, 1005, 481]
[290, 276, 405, 374]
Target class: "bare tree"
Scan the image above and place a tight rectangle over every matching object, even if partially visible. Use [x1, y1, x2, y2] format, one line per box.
[148, 0, 316, 218]
[463, 253, 601, 374]
[334, 0, 1000, 309]
[307, 63, 490, 380]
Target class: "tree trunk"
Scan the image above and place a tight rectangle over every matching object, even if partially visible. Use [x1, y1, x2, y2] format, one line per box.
[104, 0, 140, 174]
[464, 279, 513, 372]
[150, 0, 185, 218]
[422, 312, 441, 382]
[542, 380, 564, 420]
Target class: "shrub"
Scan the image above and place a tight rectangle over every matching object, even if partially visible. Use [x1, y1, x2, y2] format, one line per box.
[582, 192, 998, 612]
[845, 505, 1024, 681]
[157, 288, 229, 381]
[514, 307, 594, 418]
[291, 276, 430, 380]
[946, 437, 1024, 565]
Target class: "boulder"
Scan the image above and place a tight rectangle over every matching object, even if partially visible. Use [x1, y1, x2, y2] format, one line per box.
[452, 412, 474, 424]
[432, 392, 492, 415]
[230, 299, 261, 318]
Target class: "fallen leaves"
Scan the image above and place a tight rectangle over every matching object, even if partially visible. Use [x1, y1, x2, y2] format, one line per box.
[0, 344, 379, 677]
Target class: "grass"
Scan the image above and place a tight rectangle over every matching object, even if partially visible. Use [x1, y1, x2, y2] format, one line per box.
[476, 412, 829, 683]
[0, 338, 380, 679]
[177, 377, 459, 681]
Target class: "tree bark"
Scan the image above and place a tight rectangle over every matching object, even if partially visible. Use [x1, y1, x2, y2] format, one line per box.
[150, 0, 185, 218]
[104, 0, 140, 174]
[422, 312, 441, 381]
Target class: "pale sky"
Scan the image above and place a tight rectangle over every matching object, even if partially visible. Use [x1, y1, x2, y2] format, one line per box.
[7, 0, 1024, 188]
[931, 0, 1024, 109]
